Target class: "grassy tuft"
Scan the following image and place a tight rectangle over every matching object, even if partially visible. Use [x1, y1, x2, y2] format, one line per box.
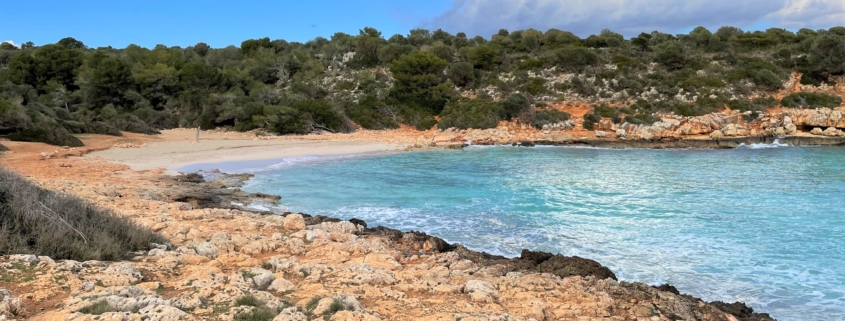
[77, 301, 113, 315]
[235, 293, 260, 307]
[234, 307, 278, 321]
[305, 297, 321, 311]
[324, 298, 346, 315]
[0, 167, 166, 261]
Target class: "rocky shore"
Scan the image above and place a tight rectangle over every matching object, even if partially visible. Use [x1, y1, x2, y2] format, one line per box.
[0, 155, 777, 321]
[9, 118, 844, 320]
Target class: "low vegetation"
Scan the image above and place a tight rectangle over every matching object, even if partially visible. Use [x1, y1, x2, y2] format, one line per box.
[1, 26, 843, 145]
[235, 293, 260, 307]
[77, 301, 113, 315]
[0, 167, 166, 261]
[0, 143, 7, 152]
[234, 308, 278, 321]
[781, 92, 843, 108]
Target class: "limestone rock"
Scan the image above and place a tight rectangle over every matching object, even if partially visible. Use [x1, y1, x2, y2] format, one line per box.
[0, 289, 22, 319]
[313, 221, 362, 234]
[267, 278, 295, 293]
[8, 255, 37, 264]
[313, 295, 364, 315]
[615, 129, 627, 138]
[194, 242, 219, 259]
[595, 131, 610, 138]
[329, 311, 380, 321]
[273, 307, 308, 321]
[721, 124, 738, 136]
[138, 304, 189, 321]
[101, 262, 143, 286]
[464, 280, 499, 302]
[250, 268, 275, 290]
[283, 214, 305, 231]
[824, 126, 844, 137]
[709, 130, 724, 138]
[81, 281, 95, 292]
[784, 123, 797, 135]
[811, 127, 824, 135]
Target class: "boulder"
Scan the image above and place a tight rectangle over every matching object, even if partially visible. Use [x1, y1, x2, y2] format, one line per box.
[194, 242, 219, 259]
[138, 304, 188, 321]
[784, 123, 797, 135]
[313, 295, 364, 316]
[283, 214, 306, 231]
[823, 127, 844, 137]
[329, 311, 381, 321]
[273, 307, 308, 321]
[0, 289, 22, 318]
[595, 131, 611, 138]
[615, 129, 627, 138]
[811, 127, 824, 135]
[250, 268, 276, 290]
[464, 280, 499, 303]
[267, 278, 296, 293]
[709, 130, 724, 139]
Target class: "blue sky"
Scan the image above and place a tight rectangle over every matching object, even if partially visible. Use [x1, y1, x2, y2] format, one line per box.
[0, 0, 452, 48]
[2, 0, 843, 49]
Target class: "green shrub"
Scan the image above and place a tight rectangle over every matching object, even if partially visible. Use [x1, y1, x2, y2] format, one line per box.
[0, 167, 166, 261]
[781, 92, 842, 108]
[583, 113, 602, 130]
[77, 301, 113, 315]
[0, 143, 8, 152]
[8, 127, 84, 147]
[750, 70, 784, 90]
[447, 62, 476, 88]
[531, 109, 571, 129]
[438, 98, 501, 130]
[624, 113, 661, 125]
[344, 96, 399, 130]
[519, 78, 548, 95]
[654, 41, 687, 70]
[292, 100, 354, 133]
[555, 47, 600, 71]
[235, 293, 260, 307]
[681, 76, 726, 89]
[499, 93, 532, 120]
[234, 307, 278, 321]
[752, 96, 778, 108]
[83, 121, 123, 136]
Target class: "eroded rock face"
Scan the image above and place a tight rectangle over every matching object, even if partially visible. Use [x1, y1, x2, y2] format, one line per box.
[786, 108, 845, 129]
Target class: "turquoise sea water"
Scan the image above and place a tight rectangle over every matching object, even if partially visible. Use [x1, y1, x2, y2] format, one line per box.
[235, 145, 845, 321]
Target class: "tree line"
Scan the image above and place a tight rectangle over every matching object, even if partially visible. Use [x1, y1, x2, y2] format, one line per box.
[0, 25, 843, 146]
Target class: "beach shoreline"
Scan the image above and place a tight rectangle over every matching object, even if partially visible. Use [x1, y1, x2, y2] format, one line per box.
[0, 130, 809, 321]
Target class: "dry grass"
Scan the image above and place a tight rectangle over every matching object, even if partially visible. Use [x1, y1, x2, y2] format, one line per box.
[0, 167, 166, 261]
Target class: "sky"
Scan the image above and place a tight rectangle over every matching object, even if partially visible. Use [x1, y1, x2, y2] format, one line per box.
[2, 0, 844, 49]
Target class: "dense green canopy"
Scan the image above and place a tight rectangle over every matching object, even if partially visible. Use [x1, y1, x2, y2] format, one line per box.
[0, 26, 843, 145]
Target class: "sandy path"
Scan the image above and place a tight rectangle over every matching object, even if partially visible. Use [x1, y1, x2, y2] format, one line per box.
[85, 129, 407, 174]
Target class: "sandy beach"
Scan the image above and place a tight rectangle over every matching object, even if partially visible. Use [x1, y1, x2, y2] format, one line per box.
[84, 129, 409, 174]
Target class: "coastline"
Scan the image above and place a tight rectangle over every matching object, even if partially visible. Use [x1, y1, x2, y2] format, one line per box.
[0, 131, 818, 320]
[83, 130, 409, 175]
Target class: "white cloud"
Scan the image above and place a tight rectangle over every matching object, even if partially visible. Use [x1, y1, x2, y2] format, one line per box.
[425, 0, 845, 37]
[2, 40, 19, 48]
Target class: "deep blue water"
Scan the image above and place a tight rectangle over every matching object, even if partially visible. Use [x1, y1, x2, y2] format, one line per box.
[235, 145, 845, 321]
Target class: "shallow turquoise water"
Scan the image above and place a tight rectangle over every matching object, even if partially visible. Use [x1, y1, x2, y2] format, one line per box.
[238, 145, 845, 321]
